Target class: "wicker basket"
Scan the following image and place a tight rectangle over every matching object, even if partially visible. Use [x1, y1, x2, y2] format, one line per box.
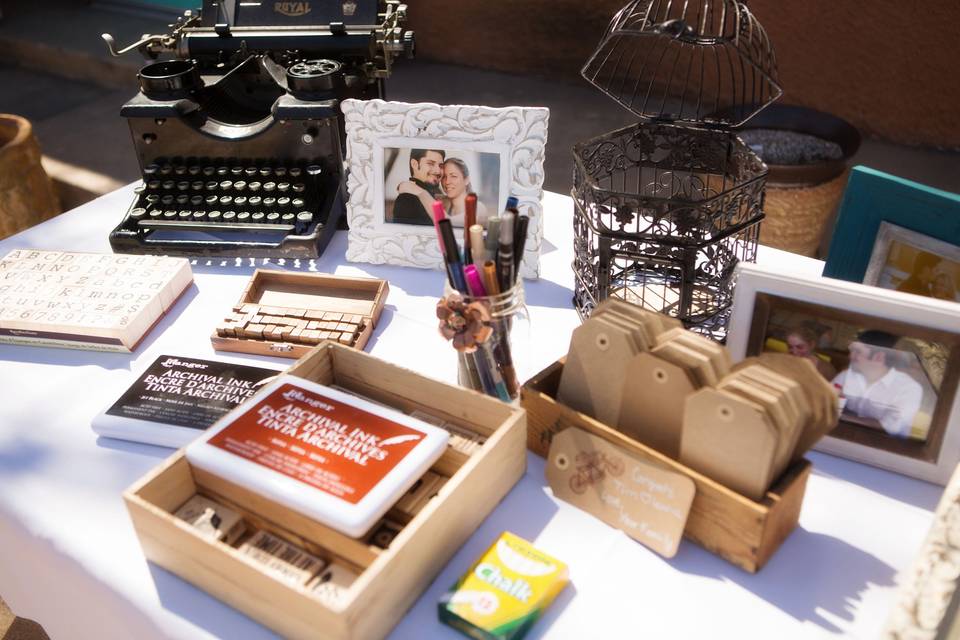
[759, 171, 849, 258]
[0, 114, 60, 239]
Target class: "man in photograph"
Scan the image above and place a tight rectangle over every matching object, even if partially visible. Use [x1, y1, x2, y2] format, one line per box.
[392, 148, 444, 225]
[832, 330, 923, 438]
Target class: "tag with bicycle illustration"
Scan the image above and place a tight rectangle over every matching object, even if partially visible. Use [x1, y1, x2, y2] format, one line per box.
[545, 427, 695, 558]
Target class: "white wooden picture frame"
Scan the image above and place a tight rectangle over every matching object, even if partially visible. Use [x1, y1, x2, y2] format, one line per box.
[727, 262, 960, 485]
[342, 99, 549, 279]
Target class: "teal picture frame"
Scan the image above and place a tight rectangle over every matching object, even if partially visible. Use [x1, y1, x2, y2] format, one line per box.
[823, 166, 960, 282]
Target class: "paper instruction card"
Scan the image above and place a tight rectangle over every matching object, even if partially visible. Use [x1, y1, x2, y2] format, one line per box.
[546, 428, 695, 558]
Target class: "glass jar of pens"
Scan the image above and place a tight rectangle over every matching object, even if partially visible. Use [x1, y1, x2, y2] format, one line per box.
[434, 194, 530, 402]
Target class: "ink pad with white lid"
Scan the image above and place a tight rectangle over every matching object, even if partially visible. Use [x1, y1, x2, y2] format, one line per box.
[185, 374, 449, 537]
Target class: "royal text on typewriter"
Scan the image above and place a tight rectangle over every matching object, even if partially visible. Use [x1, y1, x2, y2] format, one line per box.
[103, 0, 414, 258]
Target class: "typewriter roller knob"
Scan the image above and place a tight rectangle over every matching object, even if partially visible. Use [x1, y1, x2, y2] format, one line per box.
[286, 60, 344, 98]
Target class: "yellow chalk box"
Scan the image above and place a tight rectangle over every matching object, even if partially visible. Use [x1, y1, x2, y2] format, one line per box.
[439, 532, 569, 640]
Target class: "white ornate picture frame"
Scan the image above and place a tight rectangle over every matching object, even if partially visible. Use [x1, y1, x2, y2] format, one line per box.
[342, 99, 549, 279]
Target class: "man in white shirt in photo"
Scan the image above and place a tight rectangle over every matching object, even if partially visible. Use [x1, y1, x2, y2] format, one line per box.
[832, 330, 924, 439]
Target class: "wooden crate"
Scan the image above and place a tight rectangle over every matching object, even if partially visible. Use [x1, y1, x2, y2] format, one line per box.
[211, 270, 388, 358]
[522, 359, 810, 573]
[124, 343, 527, 640]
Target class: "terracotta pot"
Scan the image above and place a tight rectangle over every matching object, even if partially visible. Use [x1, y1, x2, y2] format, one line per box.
[0, 114, 61, 239]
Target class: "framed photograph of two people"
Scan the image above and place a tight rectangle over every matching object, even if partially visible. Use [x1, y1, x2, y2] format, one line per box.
[727, 262, 960, 485]
[342, 99, 550, 279]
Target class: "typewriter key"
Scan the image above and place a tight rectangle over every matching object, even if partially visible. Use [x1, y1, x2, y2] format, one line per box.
[237, 211, 251, 222]
[249, 196, 263, 207]
[248, 181, 262, 192]
[219, 180, 233, 191]
[244, 167, 257, 177]
[205, 195, 218, 205]
[161, 194, 175, 205]
[143, 164, 159, 176]
[176, 195, 190, 205]
[219, 196, 233, 206]
[306, 165, 322, 176]
[177, 181, 190, 191]
[188, 165, 201, 175]
[162, 180, 175, 190]
[275, 167, 287, 177]
[263, 197, 277, 208]
[234, 196, 248, 207]
[134, 184, 145, 194]
[251, 212, 266, 222]
[159, 165, 173, 175]
[259, 167, 272, 177]
[289, 168, 302, 178]
[148, 209, 163, 218]
[267, 212, 281, 223]
[178, 210, 192, 220]
[190, 195, 204, 206]
[202, 166, 216, 176]
[263, 182, 277, 192]
[147, 180, 161, 190]
[145, 194, 160, 204]
[278, 182, 290, 193]
[222, 211, 237, 221]
[231, 167, 243, 176]
[205, 181, 218, 190]
[295, 211, 314, 233]
[277, 197, 291, 207]
[208, 210, 222, 222]
[191, 181, 204, 190]
[233, 181, 247, 191]
[217, 166, 229, 176]
[292, 183, 306, 193]
[174, 166, 187, 176]
[281, 212, 296, 225]
[163, 210, 178, 219]
[130, 208, 147, 220]
[192, 210, 207, 221]
[291, 198, 305, 208]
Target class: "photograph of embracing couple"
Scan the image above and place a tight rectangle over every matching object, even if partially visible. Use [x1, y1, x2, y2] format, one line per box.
[383, 147, 501, 227]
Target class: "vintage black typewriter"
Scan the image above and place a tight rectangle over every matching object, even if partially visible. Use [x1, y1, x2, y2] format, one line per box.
[103, 0, 414, 258]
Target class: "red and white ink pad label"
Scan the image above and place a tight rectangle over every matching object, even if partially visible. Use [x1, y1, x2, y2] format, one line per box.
[186, 375, 449, 537]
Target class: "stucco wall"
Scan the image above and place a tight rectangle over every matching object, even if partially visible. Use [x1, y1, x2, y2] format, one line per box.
[408, 1, 959, 148]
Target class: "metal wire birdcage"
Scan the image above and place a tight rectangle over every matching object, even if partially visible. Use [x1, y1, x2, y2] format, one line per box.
[573, 0, 781, 339]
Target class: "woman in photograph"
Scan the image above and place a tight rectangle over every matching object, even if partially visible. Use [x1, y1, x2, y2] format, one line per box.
[397, 157, 488, 227]
[785, 325, 837, 379]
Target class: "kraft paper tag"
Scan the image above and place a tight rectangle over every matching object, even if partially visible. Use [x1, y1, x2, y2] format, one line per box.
[545, 428, 695, 558]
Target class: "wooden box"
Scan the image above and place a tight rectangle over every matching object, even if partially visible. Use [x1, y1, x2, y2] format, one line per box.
[124, 343, 527, 640]
[211, 270, 388, 358]
[522, 359, 810, 573]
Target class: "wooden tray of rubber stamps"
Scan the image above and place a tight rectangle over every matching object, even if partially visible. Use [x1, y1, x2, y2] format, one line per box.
[212, 270, 388, 358]
[124, 342, 526, 640]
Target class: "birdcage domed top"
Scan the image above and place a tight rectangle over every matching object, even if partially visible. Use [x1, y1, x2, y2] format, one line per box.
[582, 0, 782, 128]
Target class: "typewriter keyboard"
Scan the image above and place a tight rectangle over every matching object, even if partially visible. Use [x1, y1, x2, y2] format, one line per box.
[127, 159, 326, 234]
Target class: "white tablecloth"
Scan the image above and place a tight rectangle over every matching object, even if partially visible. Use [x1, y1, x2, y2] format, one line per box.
[0, 185, 942, 639]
